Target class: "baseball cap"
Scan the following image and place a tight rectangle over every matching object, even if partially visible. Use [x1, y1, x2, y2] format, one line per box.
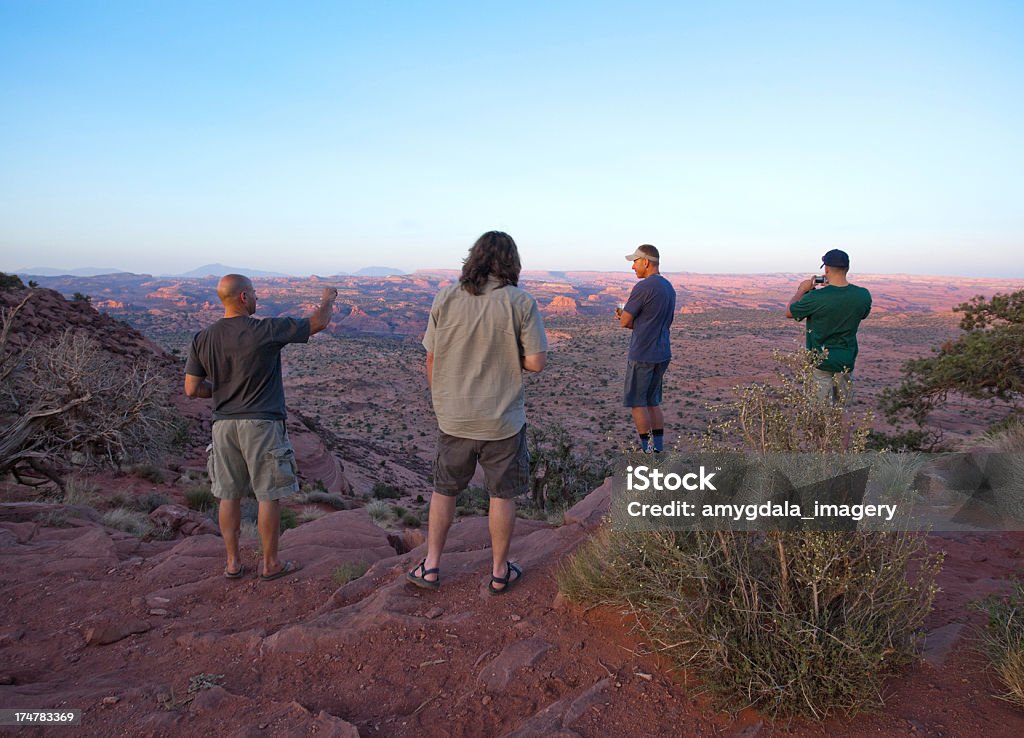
[624, 247, 659, 263]
[821, 249, 849, 268]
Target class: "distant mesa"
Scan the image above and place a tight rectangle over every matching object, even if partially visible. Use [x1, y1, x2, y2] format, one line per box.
[170, 263, 297, 279]
[545, 296, 578, 315]
[352, 266, 405, 277]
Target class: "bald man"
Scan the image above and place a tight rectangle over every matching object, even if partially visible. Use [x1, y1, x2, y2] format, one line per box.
[185, 274, 338, 581]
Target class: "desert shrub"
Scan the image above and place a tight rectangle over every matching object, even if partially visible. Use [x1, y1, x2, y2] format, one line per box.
[136, 491, 171, 513]
[102, 507, 153, 537]
[239, 520, 259, 540]
[982, 418, 1024, 452]
[332, 560, 369, 585]
[456, 486, 489, 516]
[168, 418, 192, 449]
[299, 505, 327, 522]
[365, 500, 392, 525]
[371, 482, 402, 499]
[107, 492, 131, 510]
[697, 348, 873, 454]
[561, 528, 940, 718]
[0, 295, 177, 484]
[279, 507, 298, 531]
[0, 273, 25, 292]
[62, 477, 101, 507]
[184, 485, 217, 512]
[559, 349, 942, 718]
[528, 422, 610, 513]
[400, 511, 421, 528]
[72, 292, 91, 303]
[34, 510, 70, 527]
[132, 463, 165, 484]
[974, 581, 1024, 707]
[298, 490, 348, 509]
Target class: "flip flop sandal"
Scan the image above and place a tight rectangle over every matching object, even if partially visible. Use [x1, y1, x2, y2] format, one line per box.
[224, 564, 246, 579]
[488, 561, 523, 595]
[406, 559, 441, 590]
[260, 560, 298, 581]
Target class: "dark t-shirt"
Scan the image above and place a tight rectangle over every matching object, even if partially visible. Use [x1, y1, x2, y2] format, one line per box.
[624, 274, 676, 362]
[185, 316, 311, 420]
[789, 284, 872, 373]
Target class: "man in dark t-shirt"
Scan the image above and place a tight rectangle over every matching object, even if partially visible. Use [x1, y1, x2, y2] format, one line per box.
[616, 244, 676, 452]
[185, 274, 338, 581]
[787, 249, 872, 407]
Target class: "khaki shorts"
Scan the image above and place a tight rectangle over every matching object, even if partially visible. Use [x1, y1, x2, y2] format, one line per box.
[433, 425, 529, 500]
[207, 419, 299, 502]
[812, 368, 853, 408]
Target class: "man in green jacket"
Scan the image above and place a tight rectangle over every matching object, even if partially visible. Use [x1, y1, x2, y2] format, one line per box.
[786, 249, 872, 407]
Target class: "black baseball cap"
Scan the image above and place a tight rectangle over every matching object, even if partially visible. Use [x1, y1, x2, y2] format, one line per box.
[821, 249, 850, 268]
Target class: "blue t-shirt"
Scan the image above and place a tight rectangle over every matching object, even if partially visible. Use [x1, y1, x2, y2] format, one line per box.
[624, 274, 675, 362]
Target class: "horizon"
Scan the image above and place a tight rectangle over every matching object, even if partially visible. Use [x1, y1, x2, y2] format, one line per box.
[10, 262, 1024, 283]
[2, 2, 1022, 277]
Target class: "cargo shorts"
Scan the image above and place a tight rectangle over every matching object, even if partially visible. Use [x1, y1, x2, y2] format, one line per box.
[207, 419, 299, 502]
[812, 368, 853, 408]
[433, 425, 529, 500]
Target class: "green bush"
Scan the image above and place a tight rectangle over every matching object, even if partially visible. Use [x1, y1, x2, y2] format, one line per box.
[332, 560, 370, 585]
[184, 485, 217, 512]
[136, 491, 171, 513]
[371, 482, 402, 499]
[279, 507, 298, 531]
[456, 486, 489, 515]
[528, 423, 610, 513]
[133, 463, 166, 484]
[974, 581, 1024, 707]
[0, 272, 25, 292]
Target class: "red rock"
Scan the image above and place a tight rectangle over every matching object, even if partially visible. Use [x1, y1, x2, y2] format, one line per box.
[83, 618, 151, 646]
[149, 504, 219, 536]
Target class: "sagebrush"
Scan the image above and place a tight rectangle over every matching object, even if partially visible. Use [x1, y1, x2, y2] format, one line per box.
[560, 349, 942, 718]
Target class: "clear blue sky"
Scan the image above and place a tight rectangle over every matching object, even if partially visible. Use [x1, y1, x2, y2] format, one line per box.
[2, 1, 1022, 277]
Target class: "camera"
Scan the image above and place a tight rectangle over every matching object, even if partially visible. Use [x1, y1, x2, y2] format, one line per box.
[813, 276, 827, 285]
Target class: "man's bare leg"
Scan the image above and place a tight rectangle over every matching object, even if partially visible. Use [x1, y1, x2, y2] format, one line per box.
[219, 499, 242, 575]
[647, 405, 664, 430]
[422, 492, 457, 583]
[257, 499, 282, 576]
[489, 497, 517, 588]
[631, 406, 652, 435]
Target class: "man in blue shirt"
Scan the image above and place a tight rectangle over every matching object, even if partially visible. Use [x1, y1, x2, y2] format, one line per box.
[616, 245, 676, 452]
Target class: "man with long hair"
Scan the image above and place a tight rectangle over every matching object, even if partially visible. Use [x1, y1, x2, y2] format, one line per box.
[408, 231, 548, 594]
